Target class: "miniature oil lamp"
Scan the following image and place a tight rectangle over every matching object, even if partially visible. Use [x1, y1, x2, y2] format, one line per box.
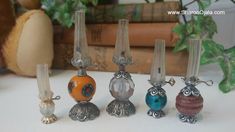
[175, 39, 213, 124]
[106, 19, 135, 117]
[67, 10, 99, 122]
[145, 40, 175, 118]
[36, 64, 60, 124]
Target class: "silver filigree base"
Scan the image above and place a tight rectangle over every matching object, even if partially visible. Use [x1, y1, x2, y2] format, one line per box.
[179, 113, 197, 124]
[69, 102, 100, 122]
[147, 109, 165, 118]
[41, 114, 57, 124]
[106, 99, 135, 117]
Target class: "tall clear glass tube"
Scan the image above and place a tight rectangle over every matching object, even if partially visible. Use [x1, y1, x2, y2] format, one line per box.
[186, 39, 202, 81]
[150, 40, 166, 85]
[113, 19, 132, 65]
[37, 64, 53, 101]
[72, 10, 91, 67]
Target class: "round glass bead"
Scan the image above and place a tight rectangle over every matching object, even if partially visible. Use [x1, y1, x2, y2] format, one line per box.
[109, 77, 134, 100]
[68, 75, 96, 102]
[145, 92, 167, 111]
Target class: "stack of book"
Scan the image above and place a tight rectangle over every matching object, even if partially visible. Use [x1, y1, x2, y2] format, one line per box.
[53, 1, 188, 75]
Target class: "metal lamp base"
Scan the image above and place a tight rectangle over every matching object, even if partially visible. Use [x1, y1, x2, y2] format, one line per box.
[41, 114, 57, 124]
[69, 102, 100, 122]
[106, 99, 135, 117]
[178, 113, 197, 124]
[147, 109, 165, 118]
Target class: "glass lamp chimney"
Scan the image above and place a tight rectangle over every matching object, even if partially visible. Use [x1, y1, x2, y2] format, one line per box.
[113, 19, 132, 66]
[72, 10, 91, 68]
[37, 64, 53, 101]
[150, 40, 166, 86]
[185, 39, 201, 83]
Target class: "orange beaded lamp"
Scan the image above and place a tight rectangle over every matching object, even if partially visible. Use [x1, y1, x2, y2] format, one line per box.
[68, 10, 99, 122]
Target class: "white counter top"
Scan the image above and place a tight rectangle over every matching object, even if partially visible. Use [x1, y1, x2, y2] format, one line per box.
[0, 70, 234, 132]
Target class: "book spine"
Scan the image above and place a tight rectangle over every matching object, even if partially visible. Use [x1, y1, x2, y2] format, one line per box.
[86, 2, 180, 23]
[54, 23, 178, 47]
[53, 44, 188, 75]
[0, 0, 15, 68]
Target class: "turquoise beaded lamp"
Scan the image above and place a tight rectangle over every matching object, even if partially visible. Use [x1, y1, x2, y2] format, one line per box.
[145, 40, 175, 118]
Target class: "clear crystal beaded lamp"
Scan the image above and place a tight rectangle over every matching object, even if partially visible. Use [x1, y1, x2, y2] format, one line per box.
[145, 40, 175, 118]
[106, 19, 135, 117]
[36, 64, 60, 124]
[175, 39, 213, 124]
[67, 10, 99, 122]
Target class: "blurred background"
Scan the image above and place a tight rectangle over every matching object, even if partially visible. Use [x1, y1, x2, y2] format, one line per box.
[0, 0, 234, 77]
[120, 0, 235, 48]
